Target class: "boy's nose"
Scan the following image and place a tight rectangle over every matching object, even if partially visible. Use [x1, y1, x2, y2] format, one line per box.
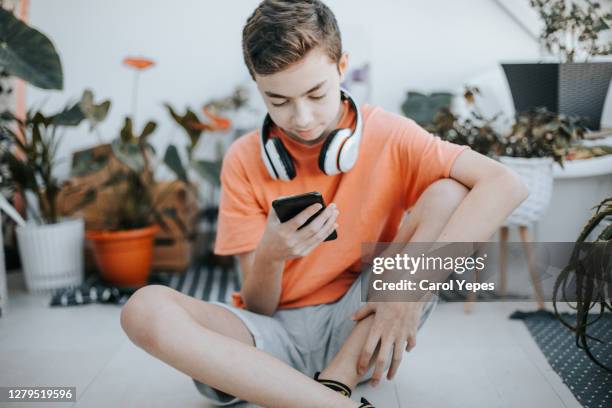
[292, 102, 314, 129]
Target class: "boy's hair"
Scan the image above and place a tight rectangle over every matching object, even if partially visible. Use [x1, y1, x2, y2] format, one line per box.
[242, 0, 343, 79]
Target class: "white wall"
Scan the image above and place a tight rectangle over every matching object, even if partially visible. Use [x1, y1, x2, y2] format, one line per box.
[27, 0, 544, 180]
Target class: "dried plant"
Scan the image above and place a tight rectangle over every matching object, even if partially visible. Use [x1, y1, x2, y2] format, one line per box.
[553, 197, 611, 372]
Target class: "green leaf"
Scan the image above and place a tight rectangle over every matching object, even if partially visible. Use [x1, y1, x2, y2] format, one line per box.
[49, 102, 85, 126]
[78, 89, 111, 130]
[193, 159, 222, 186]
[111, 138, 144, 173]
[139, 121, 157, 141]
[401, 91, 453, 126]
[163, 144, 188, 182]
[120, 117, 133, 143]
[0, 8, 63, 90]
[164, 103, 202, 145]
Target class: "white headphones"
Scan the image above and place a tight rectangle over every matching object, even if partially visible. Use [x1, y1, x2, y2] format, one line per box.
[259, 89, 363, 181]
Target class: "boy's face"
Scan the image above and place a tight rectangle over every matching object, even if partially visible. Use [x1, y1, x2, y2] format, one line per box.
[255, 47, 348, 145]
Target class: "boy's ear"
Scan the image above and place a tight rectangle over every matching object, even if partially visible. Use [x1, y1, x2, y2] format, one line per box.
[338, 52, 349, 82]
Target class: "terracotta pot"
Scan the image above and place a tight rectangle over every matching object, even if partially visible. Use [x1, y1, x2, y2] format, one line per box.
[86, 224, 159, 287]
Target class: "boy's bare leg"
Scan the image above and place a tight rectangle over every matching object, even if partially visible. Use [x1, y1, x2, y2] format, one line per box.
[319, 179, 469, 388]
[121, 286, 361, 408]
[319, 315, 377, 389]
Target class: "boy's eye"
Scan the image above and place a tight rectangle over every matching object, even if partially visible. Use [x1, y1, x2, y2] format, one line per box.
[271, 100, 288, 107]
[309, 93, 326, 100]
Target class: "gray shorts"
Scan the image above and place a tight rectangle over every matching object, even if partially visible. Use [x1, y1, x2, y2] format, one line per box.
[193, 271, 438, 406]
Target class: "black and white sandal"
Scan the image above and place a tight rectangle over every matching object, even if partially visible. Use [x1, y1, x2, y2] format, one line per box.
[313, 372, 376, 407]
[313, 371, 352, 397]
[359, 397, 375, 407]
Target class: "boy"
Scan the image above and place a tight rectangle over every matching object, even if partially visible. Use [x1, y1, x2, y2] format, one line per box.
[120, 1, 528, 407]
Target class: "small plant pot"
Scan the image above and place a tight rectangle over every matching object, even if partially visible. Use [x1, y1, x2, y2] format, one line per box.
[498, 156, 554, 226]
[86, 224, 159, 287]
[16, 217, 85, 293]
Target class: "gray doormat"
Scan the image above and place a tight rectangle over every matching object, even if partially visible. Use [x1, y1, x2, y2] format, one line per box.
[510, 309, 611, 408]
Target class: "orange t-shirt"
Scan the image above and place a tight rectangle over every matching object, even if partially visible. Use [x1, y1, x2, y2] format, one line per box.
[215, 101, 470, 309]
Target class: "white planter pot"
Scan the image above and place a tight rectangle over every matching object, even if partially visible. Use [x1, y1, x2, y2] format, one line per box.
[16, 217, 84, 293]
[498, 156, 554, 226]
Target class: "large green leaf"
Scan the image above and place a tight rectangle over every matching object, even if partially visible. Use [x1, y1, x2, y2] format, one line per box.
[193, 159, 222, 186]
[49, 102, 85, 126]
[401, 91, 453, 127]
[163, 144, 188, 182]
[0, 8, 63, 90]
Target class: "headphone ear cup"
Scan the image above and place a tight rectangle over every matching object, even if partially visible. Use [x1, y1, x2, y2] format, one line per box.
[272, 138, 296, 180]
[318, 130, 339, 174]
[319, 129, 352, 175]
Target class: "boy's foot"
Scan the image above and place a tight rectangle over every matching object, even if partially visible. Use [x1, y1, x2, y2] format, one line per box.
[313, 371, 352, 397]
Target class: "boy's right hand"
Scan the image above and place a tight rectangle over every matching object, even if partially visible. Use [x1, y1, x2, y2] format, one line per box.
[257, 202, 339, 262]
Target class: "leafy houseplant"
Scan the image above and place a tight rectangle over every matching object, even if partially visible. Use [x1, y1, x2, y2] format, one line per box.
[0, 90, 110, 291]
[85, 117, 164, 287]
[402, 87, 588, 226]
[0, 4, 65, 290]
[85, 57, 164, 287]
[164, 86, 251, 267]
[164, 86, 249, 203]
[502, 0, 612, 130]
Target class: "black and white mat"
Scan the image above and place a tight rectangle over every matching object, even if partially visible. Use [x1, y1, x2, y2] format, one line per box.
[510, 309, 611, 408]
[49, 263, 241, 307]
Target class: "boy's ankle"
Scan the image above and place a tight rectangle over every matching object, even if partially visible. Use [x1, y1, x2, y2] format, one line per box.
[318, 365, 359, 391]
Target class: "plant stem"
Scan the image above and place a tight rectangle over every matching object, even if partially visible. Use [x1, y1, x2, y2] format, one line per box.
[131, 70, 140, 130]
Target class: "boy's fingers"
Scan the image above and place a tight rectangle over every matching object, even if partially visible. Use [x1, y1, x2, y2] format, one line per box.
[297, 209, 337, 245]
[387, 341, 405, 380]
[286, 203, 323, 230]
[296, 204, 337, 240]
[371, 337, 393, 387]
[358, 330, 380, 376]
[351, 303, 374, 321]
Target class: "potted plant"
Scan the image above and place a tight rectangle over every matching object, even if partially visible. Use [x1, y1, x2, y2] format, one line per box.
[0, 5, 64, 292]
[497, 107, 587, 225]
[85, 57, 170, 287]
[403, 87, 587, 225]
[0, 90, 110, 292]
[502, 0, 612, 130]
[85, 117, 163, 287]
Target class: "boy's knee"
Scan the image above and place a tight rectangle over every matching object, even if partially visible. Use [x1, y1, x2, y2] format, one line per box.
[120, 284, 174, 349]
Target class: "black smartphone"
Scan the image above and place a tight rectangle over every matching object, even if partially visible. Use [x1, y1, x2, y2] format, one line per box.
[272, 192, 337, 241]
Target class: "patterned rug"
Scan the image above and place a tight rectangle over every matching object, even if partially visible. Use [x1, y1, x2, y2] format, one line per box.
[50, 262, 241, 307]
[510, 309, 611, 408]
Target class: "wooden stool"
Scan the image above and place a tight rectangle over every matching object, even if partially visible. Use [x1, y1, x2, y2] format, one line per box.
[464, 225, 545, 313]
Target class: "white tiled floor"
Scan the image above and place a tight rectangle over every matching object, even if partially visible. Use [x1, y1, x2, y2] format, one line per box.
[0, 272, 581, 408]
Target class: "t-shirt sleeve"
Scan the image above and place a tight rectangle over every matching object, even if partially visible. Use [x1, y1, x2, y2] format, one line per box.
[395, 117, 470, 210]
[214, 145, 267, 255]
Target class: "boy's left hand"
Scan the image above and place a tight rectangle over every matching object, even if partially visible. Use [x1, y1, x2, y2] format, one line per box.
[351, 301, 425, 386]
